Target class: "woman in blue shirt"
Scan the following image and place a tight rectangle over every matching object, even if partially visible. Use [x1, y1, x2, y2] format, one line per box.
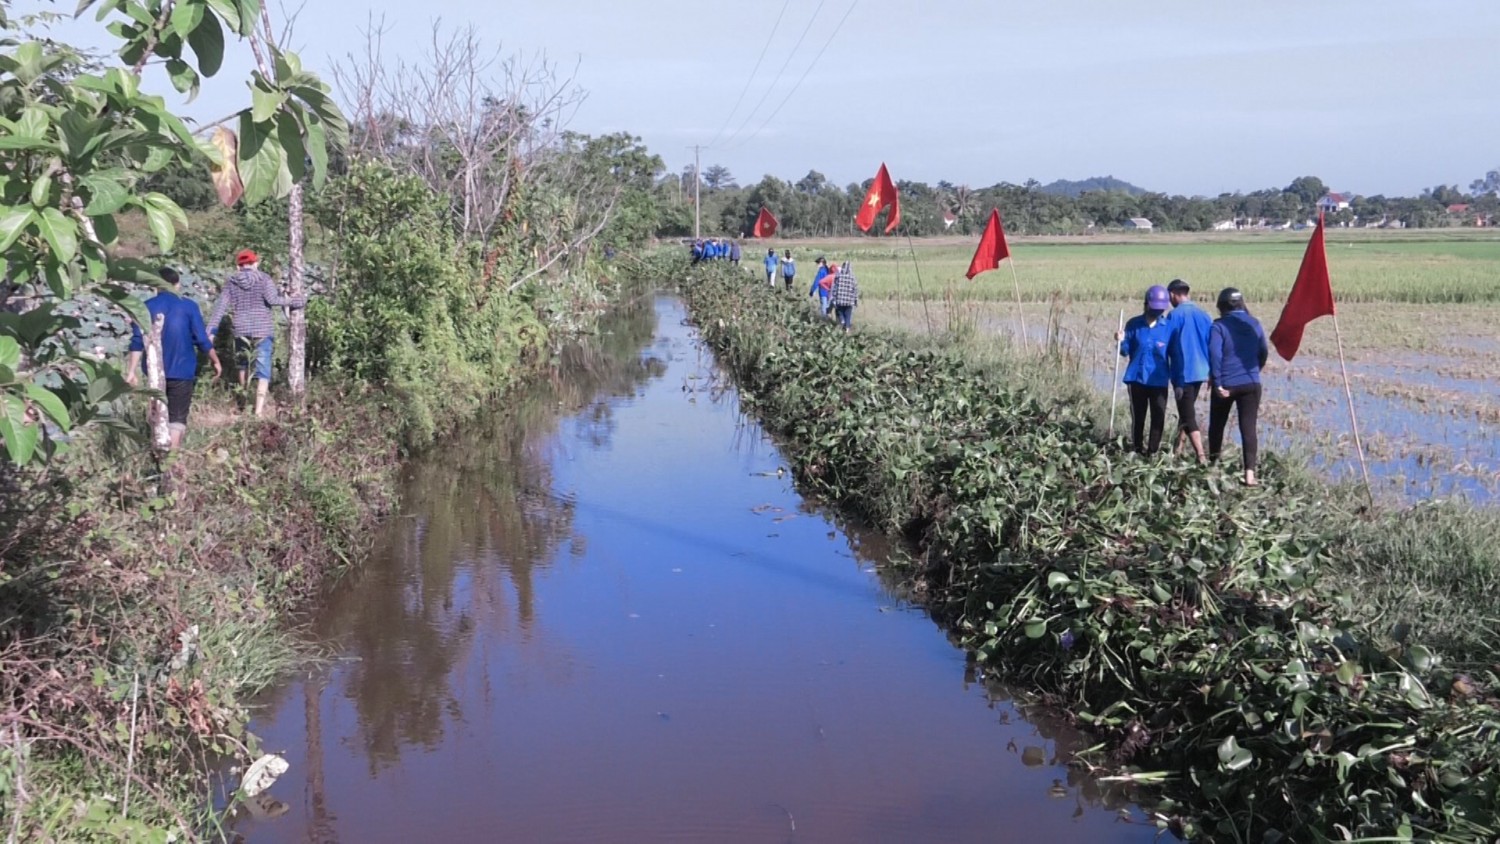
[1117, 285, 1173, 455]
[1208, 287, 1270, 486]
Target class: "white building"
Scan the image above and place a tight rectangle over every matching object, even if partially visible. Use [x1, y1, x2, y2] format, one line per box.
[1123, 217, 1154, 231]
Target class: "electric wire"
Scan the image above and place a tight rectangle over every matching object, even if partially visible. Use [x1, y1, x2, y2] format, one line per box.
[717, 0, 828, 150]
[726, 0, 859, 152]
[704, 0, 793, 150]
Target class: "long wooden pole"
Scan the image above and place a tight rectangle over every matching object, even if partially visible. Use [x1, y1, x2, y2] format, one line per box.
[1108, 309, 1124, 439]
[905, 236, 934, 336]
[1006, 259, 1031, 352]
[145, 313, 170, 453]
[1332, 313, 1375, 507]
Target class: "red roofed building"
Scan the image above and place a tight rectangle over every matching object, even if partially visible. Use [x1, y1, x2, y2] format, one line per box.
[1317, 192, 1351, 214]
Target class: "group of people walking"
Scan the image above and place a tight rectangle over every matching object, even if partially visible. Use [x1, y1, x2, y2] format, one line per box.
[126, 249, 306, 449]
[748, 248, 859, 332]
[1118, 279, 1267, 485]
[691, 238, 741, 265]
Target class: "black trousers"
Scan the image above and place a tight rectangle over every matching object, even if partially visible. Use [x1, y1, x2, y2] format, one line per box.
[1175, 382, 1203, 433]
[1209, 383, 1262, 471]
[1128, 383, 1169, 455]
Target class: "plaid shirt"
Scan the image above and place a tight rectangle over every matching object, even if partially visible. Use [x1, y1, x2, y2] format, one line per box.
[829, 269, 859, 308]
[206, 269, 303, 340]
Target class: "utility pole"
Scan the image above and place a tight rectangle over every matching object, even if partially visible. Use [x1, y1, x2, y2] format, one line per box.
[690, 144, 702, 239]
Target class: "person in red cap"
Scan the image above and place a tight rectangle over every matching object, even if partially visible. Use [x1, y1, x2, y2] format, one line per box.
[207, 249, 305, 418]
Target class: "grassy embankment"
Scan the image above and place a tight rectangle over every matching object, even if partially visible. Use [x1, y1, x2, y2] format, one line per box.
[678, 257, 1500, 842]
[0, 186, 651, 840]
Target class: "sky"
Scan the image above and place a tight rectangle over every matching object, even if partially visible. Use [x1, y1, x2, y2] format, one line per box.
[18, 0, 1500, 197]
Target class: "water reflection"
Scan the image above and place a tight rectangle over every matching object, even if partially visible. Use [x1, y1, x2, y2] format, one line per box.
[296, 299, 663, 776]
[242, 297, 1157, 844]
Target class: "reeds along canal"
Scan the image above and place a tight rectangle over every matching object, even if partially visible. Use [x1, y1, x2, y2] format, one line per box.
[237, 296, 1158, 843]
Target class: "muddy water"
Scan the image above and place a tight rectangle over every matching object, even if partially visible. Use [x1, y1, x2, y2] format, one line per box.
[240, 297, 1157, 843]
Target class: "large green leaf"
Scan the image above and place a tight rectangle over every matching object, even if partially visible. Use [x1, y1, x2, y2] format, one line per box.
[275, 109, 306, 183]
[250, 82, 286, 123]
[304, 113, 328, 188]
[143, 200, 176, 253]
[169, 0, 205, 39]
[166, 59, 199, 99]
[81, 174, 131, 215]
[237, 112, 289, 204]
[0, 393, 39, 464]
[0, 207, 36, 253]
[24, 384, 70, 431]
[186, 5, 224, 75]
[35, 207, 78, 263]
[0, 336, 18, 371]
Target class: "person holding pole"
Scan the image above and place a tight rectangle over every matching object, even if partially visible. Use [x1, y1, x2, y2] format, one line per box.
[1208, 287, 1269, 486]
[125, 267, 222, 450]
[1165, 278, 1212, 463]
[1117, 285, 1173, 456]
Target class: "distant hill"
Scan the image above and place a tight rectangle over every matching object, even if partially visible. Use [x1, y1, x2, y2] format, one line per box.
[1037, 176, 1149, 198]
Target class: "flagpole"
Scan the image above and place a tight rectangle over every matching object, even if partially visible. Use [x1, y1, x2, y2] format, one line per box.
[1108, 309, 1124, 439]
[1331, 313, 1375, 507]
[1005, 259, 1031, 352]
[896, 250, 903, 322]
[905, 236, 934, 336]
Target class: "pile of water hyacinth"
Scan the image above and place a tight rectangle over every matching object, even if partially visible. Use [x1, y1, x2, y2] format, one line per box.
[677, 265, 1499, 842]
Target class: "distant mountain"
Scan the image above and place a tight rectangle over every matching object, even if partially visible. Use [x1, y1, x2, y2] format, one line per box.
[1037, 176, 1149, 198]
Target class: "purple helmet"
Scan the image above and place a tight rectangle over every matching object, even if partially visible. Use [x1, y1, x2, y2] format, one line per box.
[1145, 284, 1170, 310]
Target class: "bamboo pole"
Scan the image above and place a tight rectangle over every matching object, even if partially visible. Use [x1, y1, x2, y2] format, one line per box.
[145, 313, 170, 453]
[1108, 310, 1124, 439]
[904, 236, 934, 336]
[1006, 259, 1031, 352]
[1332, 313, 1375, 507]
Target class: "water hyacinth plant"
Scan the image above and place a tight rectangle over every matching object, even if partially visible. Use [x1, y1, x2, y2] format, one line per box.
[676, 261, 1500, 842]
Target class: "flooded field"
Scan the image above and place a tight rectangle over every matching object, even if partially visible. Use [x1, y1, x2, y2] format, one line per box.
[237, 297, 1158, 843]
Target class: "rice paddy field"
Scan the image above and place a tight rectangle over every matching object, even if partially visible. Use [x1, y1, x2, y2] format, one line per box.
[788, 231, 1500, 504]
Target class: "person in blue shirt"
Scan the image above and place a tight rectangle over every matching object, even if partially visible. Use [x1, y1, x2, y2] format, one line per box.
[809, 257, 833, 314]
[126, 267, 222, 450]
[690, 240, 703, 265]
[764, 248, 779, 286]
[1117, 284, 1173, 456]
[1165, 278, 1212, 463]
[780, 250, 796, 291]
[1208, 287, 1270, 486]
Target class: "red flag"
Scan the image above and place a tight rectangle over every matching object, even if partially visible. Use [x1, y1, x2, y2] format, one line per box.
[1270, 214, 1335, 361]
[965, 209, 1011, 279]
[752, 207, 778, 238]
[855, 163, 901, 234]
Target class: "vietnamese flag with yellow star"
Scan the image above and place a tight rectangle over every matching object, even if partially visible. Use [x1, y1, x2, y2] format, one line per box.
[855, 163, 901, 234]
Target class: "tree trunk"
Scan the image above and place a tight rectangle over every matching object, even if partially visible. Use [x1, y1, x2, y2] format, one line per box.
[287, 183, 307, 399]
[145, 313, 170, 452]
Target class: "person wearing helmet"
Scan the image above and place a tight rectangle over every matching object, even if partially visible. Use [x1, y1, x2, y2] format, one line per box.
[1117, 284, 1173, 456]
[1165, 278, 1212, 463]
[1208, 287, 1269, 486]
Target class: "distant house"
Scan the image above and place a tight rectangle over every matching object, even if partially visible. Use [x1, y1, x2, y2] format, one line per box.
[1123, 217, 1153, 231]
[1211, 220, 1237, 231]
[1447, 203, 1471, 216]
[1317, 193, 1351, 214]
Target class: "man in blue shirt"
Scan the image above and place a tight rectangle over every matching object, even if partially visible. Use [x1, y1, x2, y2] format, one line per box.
[764, 248, 779, 286]
[1165, 279, 1212, 462]
[1117, 285, 1172, 456]
[126, 267, 221, 450]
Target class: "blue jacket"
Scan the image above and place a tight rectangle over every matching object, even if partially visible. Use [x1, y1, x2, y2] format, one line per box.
[781, 257, 796, 278]
[764, 253, 778, 274]
[810, 266, 829, 296]
[1209, 310, 1269, 389]
[1120, 313, 1171, 388]
[1166, 301, 1212, 386]
[128, 290, 213, 381]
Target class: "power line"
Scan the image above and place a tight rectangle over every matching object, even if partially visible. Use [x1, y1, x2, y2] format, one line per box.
[727, 0, 859, 152]
[704, 0, 792, 150]
[716, 0, 828, 150]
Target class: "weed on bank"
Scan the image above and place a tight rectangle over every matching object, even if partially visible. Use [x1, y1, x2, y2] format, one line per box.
[679, 262, 1499, 842]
